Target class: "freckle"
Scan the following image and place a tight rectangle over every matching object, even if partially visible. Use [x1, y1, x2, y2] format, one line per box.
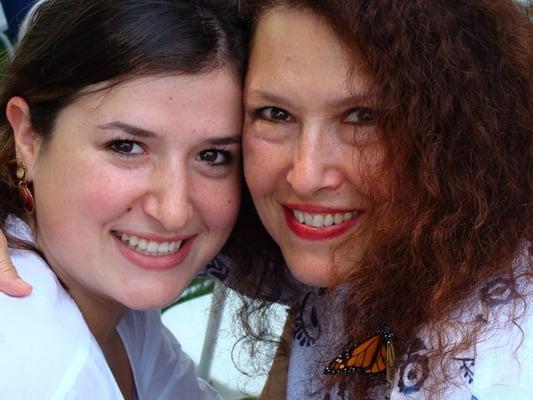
[169, 96, 173, 100]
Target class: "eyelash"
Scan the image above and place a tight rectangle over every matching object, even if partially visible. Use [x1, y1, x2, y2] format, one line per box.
[105, 137, 145, 158]
[105, 138, 234, 170]
[254, 106, 293, 122]
[254, 106, 377, 125]
[197, 147, 234, 169]
[343, 107, 376, 125]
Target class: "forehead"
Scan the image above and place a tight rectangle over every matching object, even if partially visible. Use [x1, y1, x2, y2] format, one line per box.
[84, 70, 240, 114]
[52, 69, 243, 144]
[254, 7, 344, 60]
[96, 70, 241, 108]
[247, 7, 371, 102]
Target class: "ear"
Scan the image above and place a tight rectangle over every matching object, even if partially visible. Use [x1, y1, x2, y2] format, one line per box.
[6, 97, 41, 180]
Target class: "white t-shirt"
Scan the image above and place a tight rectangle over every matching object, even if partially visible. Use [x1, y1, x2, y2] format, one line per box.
[0, 218, 220, 400]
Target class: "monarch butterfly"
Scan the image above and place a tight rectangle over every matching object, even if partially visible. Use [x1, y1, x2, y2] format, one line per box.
[324, 328, 395, 378]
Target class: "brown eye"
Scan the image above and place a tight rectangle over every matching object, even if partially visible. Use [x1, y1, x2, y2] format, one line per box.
[108, 140, 144, 156]
[197, 149, 232, 167]
[344, 108, 376, 125]
[258, 107, 294, 122]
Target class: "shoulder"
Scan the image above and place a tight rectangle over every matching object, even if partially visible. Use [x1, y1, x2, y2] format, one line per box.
[1, 246, 82, 323]
[3, 217, 66, 301]
[0, 249, 120, 398]
[393, 260, 533, 399]
[472, 271, 533, 398]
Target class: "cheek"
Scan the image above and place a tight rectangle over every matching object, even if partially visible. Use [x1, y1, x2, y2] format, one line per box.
[35, 159, 139, 230]
[195, 177, 241, 232]
[243, 134, 279, 196]
[90, 172, 134, 213]
[348, 144, 386, 195]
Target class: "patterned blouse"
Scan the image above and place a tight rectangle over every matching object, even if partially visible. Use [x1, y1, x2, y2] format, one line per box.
[207, 250, 532, 399]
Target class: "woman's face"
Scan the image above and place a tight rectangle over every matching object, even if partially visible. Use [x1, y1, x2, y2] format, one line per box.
[243, 8, 383, 286]
[17, 69, 242, 309]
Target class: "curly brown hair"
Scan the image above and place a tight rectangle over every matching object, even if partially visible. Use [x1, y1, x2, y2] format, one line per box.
[239, 0, 532, 397]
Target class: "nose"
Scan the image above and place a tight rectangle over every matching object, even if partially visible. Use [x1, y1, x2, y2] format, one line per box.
[286, 123, 344, 196]
[142, 165, 193, 232]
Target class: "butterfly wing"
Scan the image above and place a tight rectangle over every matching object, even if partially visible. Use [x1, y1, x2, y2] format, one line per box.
[363, 340, 387, 376]
[324, 334, 384, 375]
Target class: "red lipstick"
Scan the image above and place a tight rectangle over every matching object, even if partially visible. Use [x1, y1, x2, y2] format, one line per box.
[285, 203, 355, 213]
[283, 205, 361, 241]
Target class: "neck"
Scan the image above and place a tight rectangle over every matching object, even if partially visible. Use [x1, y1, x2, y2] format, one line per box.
[71, 288, 127, 347]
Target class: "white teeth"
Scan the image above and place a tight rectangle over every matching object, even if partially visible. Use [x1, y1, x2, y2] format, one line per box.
[116, 232, 183, 256]
[158, 242, 169, 253]
[311, 215, 324, 227]
[292, 210, 359, 228]
[147, 241, 158, 253]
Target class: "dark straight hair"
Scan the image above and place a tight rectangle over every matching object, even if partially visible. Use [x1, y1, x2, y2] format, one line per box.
[0, 0, 248, 237]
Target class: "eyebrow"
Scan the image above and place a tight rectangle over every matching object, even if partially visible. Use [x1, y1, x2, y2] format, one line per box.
[97, 121, 241, 145]
[97, 122, 157, 138]
[247, 89, 373, 109]
[202, 136, 242, 146]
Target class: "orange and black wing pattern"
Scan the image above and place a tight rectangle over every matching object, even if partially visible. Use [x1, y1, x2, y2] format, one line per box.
[324, 329, 393, 377]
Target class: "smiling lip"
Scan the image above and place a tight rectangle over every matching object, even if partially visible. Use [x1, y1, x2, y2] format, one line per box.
[113, 233, 195, 271]
[283, 204, 362, 241]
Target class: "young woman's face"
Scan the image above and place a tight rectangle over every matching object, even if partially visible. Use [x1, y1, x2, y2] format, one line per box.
[24, 70, 242, 309]
[244, 8, 383, 287]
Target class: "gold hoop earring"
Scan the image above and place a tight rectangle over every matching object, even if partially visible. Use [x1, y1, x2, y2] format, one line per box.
[16, 160, 35, 215]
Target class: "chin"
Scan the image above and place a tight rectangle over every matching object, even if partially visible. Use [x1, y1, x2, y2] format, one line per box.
[284, 256, 336, 288]
[124, 297, 175, 311]
[119, 286, 183, 311]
